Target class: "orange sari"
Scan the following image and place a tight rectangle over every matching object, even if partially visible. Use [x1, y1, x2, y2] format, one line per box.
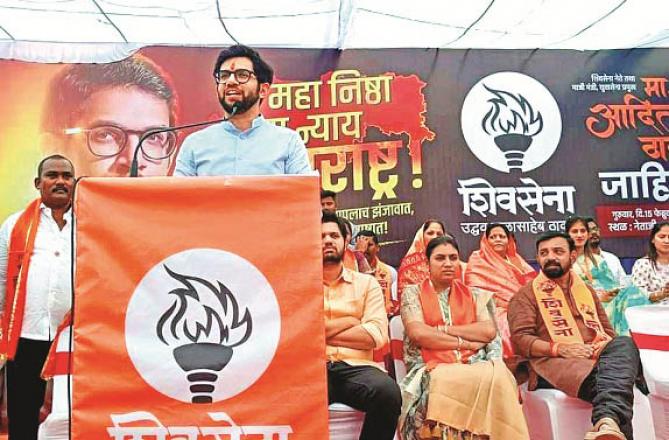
[398, 227, 430, 296]
[465, 234, 536, 358]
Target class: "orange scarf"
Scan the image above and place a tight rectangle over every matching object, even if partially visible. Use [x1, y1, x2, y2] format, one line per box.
[398, 227, 465, 303]
[465, 235, 536, 358]
[532, 272, 611, 356]
[465, 235, 536, 307]
[2, 198, 42, 360]
[419, 278, 478, 370]
[398, 227, 429, 295]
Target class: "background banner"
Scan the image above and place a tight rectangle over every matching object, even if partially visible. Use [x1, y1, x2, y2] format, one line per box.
[72, 175, 326, 438]
[2, 47, 668, 265]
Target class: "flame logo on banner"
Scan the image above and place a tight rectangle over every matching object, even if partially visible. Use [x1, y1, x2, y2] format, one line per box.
[481, 85, 544, 170]
[125, 248, 280, 404]
[156, 266, 252, 403]
[461, 71, 562, 173]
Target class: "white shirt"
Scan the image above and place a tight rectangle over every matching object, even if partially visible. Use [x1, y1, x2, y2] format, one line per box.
[0, 204, 72, 341]
[600, 249, 626, 285]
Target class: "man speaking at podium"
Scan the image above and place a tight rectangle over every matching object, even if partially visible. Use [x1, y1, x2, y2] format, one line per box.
[174, 45, 313, 176]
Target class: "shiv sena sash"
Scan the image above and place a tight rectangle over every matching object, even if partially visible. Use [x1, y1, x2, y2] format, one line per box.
[1, 198, 41, 360]
[418, 278, 478, 369]
[532, 272, 611, 349]
[71, 176, 327, 439]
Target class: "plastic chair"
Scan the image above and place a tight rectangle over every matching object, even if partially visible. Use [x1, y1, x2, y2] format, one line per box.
[521, 384, 653, 440]
[627, 305, 669, 440]
[328, 402, 364, 440]
[521, 385, 592, 440]
[388, 315, 406, 383]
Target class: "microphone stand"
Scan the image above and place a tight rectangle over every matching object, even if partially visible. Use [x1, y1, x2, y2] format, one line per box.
[130, 104, 239, 177]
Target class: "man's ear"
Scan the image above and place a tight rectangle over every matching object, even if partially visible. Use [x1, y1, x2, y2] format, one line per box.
[259, 83, 271, 99]
[34, 177, 41, 190]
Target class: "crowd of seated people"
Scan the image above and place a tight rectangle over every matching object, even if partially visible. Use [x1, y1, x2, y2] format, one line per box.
[319, 200, 668, 439]
[11, 184, 669, 440]
[566, 215, 649, 335]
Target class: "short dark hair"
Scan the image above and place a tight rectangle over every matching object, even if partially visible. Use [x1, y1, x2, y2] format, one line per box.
[356, 230, 379, 245]
[426, 235, 460, 260]
[584, 216, 597, 226]
[320, 189, 337, 200]
[41, 54, 179, 136]
[321, 212, 347, 238]
[213, 45, 274, 85]
[485, 223, 512, 239]
[37, 154, 74, 178]
[536, 232, 575, 252]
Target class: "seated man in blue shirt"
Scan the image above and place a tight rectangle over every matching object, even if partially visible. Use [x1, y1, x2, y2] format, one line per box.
[174, 45, 313, 176]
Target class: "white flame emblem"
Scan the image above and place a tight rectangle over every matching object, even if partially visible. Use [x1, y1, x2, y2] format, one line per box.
[157, 265, 252, 348]
[461, 71, 562, 173]
[125, 248, 280, 404]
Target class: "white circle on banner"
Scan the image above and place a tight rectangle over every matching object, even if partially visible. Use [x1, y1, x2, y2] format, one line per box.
[461, 71, 562, 173]
[125, 248, 280, 403]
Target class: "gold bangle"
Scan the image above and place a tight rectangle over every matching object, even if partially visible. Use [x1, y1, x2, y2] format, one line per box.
[457, 336, 464, 350]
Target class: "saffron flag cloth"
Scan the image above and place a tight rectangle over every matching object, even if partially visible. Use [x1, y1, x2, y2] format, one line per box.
[71, 176, 327, 439]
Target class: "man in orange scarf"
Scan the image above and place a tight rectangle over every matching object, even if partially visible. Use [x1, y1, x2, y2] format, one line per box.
[509, 232, 645, 440]
[0, 155, 74, 439]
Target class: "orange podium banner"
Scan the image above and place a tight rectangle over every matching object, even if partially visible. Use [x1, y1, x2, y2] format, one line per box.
[71, 176, 327, 439]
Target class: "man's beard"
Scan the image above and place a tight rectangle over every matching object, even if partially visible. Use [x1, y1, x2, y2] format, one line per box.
[323, 247, 344, 264]
[219, 88, 260, 115]
[589, 236, 601, 248]
[542, 261, 567, 279]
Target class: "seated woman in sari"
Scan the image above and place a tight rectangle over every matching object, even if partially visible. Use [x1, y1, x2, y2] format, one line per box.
[632, 221, 669, 304]
[398, 220, 465, 313]
[465, 223, 536, 360]
[400, 236, 529, 440]
[567, 216, 649, 335]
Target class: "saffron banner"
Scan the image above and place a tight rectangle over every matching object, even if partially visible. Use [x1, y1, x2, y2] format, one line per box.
[71, 175, 327, 439]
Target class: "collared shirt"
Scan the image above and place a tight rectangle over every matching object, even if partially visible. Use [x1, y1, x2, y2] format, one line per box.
[324, 267, 388, 367]
[0, 204, 72, 341]
[173, 115, 314, 176]
[600, 249, 626, 284]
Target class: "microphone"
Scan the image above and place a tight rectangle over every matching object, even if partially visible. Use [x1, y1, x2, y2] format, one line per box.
[130, 103, 240, 177]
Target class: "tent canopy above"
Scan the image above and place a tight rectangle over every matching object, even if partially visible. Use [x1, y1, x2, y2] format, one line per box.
[1, 0, 668, 62]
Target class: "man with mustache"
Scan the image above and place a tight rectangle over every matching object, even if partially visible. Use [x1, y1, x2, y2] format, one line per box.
[508, 232, 644, 440]
[585, 217, 627, 285]
[0, 155, 75, 439]
[174, 44, 312, 176]
[321, 212, 401, 440]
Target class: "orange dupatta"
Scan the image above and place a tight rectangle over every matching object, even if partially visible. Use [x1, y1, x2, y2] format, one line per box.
[465, 234, 536, 306]
[398, 227, 429, 295]
[465, 235, 536, 357]
[418, 278, 478, 370]
[2, 198, 42, 360]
